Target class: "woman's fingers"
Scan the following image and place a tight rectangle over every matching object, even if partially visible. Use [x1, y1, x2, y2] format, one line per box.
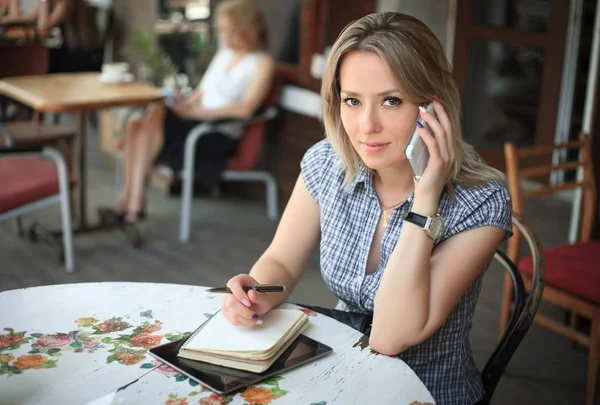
[432, 98, 455, 161]
[222, 275, 270, 326]
[248, 289, 271, 314]
[226, 276, 253, 308]
[416, 125, 440, 163]
[222, 296, 262, 326]
[418, 106, 448, 163]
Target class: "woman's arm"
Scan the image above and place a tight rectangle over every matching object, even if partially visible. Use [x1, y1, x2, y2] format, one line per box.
[182, 88, 203, 106]
[223, 174, 321, 325]
[180, 55, 276, 121]
[36, 0, 71, 38]
[248, 174, 321, 308]
[370, 213, 504, 355]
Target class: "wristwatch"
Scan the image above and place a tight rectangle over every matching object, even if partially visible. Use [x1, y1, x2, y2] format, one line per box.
[404, 212, 444, 240]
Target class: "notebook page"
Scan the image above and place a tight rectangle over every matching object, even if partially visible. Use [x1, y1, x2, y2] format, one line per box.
[184, 309, 305, 353]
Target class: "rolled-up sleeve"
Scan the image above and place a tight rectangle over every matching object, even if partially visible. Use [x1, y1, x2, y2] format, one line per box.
[300, 139, 330, 204]
[443, 183, 513, 242]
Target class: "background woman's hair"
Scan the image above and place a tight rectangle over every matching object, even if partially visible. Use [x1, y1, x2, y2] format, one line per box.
[321, 12, 505, 195]
[61, 0, 102, 53]
[216, 0, 268, 51]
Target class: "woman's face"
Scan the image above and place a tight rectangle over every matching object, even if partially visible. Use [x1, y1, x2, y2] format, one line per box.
[339, 51, 420, 173]
[217, 16, 249, 51]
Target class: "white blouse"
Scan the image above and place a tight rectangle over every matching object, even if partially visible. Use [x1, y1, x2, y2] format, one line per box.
[200, 48, 263, 110]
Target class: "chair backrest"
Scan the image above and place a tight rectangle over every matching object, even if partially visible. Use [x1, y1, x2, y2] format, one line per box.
[0, 44, 49, 79]
[480, 213, 546, 404]
[0, 22, 39, 42]
[504, 132, 596, 262]
[225, 70, 284, 171]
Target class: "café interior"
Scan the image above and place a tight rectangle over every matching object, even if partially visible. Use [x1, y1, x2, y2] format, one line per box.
[1, 0, 599, 404]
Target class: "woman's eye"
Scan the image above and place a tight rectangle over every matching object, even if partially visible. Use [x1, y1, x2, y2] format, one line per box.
[383, 97, 402, 107]
[343, 98, 360, 107]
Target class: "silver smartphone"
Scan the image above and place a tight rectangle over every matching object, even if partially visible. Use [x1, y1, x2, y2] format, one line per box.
[404, 102, 436, 181]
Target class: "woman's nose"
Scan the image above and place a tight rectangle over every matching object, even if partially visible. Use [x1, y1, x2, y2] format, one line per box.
[359, 108, 382, 134]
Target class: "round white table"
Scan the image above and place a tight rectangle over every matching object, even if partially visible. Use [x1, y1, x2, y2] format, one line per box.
[0, 282, 435, 405]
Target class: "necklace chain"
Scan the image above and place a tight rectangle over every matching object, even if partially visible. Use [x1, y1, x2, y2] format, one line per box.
[380, 200, 404, 229]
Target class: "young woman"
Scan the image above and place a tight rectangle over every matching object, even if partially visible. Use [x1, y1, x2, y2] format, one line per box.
[99, 0, 275, 225]
[221, 12, 512, 405]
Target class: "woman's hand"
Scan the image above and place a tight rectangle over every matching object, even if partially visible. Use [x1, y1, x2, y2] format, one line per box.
[170, 103, 206, 120]
[169, 102, 192, 118]
[222, 274, 274, 326]
[412, 98, 455, 209]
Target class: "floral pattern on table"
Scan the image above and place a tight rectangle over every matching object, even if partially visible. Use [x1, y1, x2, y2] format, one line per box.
[163, 376, 293, 405]
[1, 310, 301, 404]
[0, 310, 190, 376]
[2, 305, 428, 404]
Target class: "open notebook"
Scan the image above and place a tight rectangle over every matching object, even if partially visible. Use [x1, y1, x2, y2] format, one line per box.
[178, 309, 309, 373]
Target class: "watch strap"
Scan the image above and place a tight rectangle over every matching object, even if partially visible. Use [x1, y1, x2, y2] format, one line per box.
[404, 211, 429, 228]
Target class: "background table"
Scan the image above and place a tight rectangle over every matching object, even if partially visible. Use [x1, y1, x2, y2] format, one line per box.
[0, 73, 163, 229]
[0, 282, 435, 405]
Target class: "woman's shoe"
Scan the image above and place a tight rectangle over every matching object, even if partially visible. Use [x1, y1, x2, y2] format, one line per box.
[122, 222, 143, 248]
[97, 206, 126, 227]
[97, 206, 147, 227]
[136, 209, 147, 221]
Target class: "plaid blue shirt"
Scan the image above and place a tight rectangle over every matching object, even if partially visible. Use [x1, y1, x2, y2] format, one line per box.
[301, 139, 513, 405]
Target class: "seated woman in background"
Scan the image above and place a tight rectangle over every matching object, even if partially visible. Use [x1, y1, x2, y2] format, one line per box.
[98, 0, 275, 226]
[0, 0, 67, 36]
[0, 0, 103, 73]
[221, 12, 512, 405]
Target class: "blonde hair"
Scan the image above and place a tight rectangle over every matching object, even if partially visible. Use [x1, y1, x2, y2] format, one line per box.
[321, 12, 505, 195]
[216, 0, 268, 51]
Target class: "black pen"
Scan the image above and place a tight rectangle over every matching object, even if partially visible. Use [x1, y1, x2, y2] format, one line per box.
[205, 284, 286, 294]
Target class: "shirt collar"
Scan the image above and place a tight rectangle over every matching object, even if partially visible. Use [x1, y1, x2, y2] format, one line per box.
[347, 163, 417, 208]
[348, 163, 370, 193]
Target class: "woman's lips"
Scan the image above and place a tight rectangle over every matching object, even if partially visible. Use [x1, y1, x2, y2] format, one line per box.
[361, 142, 390, 154]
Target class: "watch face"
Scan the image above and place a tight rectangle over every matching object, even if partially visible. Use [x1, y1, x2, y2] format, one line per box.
[430, 217, 444, 238]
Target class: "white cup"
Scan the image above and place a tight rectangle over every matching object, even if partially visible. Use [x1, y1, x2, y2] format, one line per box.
[102, 62, 129, 77]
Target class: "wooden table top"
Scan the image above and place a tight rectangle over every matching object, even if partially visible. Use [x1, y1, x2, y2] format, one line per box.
[0, 27, 33, 40]
[0, 72, 163, 112]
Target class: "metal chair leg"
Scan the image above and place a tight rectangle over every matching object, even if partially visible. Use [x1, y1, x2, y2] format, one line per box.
[43, 147, 74, 272]
[179, 123, 214, 243]
[264, 173, 278, 221]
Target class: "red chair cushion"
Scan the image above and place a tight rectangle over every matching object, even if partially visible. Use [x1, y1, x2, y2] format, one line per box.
[0, 157, 63, 214]
[226, 122, 267, 171]
[225, 72, 283, 172]
[518, 241, 600, 305]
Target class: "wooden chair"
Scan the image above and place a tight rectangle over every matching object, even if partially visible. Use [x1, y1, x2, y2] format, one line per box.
[499, 132, 599, 405]
[0, 43, 48, 121]
[0, 122, 75, 162]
